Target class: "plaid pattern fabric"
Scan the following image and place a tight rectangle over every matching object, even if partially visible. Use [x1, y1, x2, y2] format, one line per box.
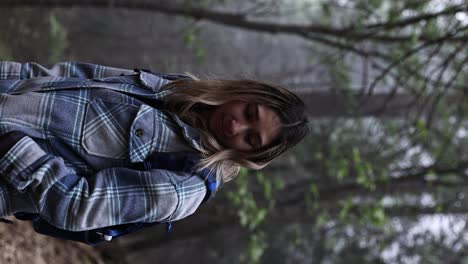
[0, 62, 207, 231]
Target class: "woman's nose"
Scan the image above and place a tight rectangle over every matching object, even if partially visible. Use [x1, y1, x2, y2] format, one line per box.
[228, 118, 248, 137]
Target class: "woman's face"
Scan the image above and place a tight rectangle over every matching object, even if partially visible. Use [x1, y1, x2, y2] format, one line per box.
[208, 100, 281, 152]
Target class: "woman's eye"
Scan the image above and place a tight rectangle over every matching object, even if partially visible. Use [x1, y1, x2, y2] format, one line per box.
[245, 104, 252, 120]
[245, 134, 254, 147]
[246, 103, 257, 121]
[251, 104, 257, 120]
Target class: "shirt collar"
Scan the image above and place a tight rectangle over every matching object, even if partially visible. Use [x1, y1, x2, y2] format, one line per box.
[165, 112, 203, 152]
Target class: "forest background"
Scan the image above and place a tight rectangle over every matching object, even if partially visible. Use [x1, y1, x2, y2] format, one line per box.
[0, 0, 468, 263]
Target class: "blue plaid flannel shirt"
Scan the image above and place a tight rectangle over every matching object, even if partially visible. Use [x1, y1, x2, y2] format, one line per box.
[0, 61, 209, 231]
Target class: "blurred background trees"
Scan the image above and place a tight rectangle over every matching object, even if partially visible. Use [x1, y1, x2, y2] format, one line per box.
[1, 0, 468, 263]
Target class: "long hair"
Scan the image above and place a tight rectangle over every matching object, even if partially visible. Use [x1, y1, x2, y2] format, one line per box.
[162, 78, 309, 182]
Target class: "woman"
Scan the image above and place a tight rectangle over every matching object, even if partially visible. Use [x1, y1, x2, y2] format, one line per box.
[0, 61, 308, 242]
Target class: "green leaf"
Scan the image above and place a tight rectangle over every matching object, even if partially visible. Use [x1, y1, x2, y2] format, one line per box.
[309, 183, 319, 198]
[352, 147, 361, 163]
[339, 200, 353, 220]
[372, 207, 386, 226]
[422, 20, 441, 39]
[315, 211, 330, 227]
[48, 12, 68, 61]
[321, 3, 332, 18]
[272, 177, 285, 190]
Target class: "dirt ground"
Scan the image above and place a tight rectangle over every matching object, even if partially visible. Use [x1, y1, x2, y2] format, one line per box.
[0, 219, 106, 264]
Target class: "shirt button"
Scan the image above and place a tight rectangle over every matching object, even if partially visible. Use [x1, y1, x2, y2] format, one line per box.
[135, 128, 144, 137]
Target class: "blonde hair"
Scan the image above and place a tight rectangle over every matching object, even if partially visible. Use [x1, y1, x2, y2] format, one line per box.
[162, 78, 309, 183]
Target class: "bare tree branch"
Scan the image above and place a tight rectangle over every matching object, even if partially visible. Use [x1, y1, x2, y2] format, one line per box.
[364, 3, 468, 31]
[3, 0, 468, 44]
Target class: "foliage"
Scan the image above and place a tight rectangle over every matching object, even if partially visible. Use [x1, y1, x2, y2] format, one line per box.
[0, 8, 69, 62]
[182, 25, 206, 64]
[48, 11, 68, 61]
[227, 168, 284, 263]
[0, 42, 13, 61]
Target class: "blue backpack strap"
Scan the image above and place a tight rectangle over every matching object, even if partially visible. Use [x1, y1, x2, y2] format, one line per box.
[198, 166, 219, 203]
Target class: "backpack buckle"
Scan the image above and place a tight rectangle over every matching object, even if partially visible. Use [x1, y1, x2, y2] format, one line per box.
[96, 232, 113, 241]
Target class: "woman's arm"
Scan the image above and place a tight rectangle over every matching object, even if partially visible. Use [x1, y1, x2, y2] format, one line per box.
[0, 61, 135, 80]
[0, 135, 207, 232]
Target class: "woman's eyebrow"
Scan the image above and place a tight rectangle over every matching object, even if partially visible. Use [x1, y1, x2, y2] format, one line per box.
[255, 103, 260, 121]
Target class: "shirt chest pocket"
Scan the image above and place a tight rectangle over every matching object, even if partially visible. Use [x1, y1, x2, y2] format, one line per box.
[81, 99, 140, 159]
